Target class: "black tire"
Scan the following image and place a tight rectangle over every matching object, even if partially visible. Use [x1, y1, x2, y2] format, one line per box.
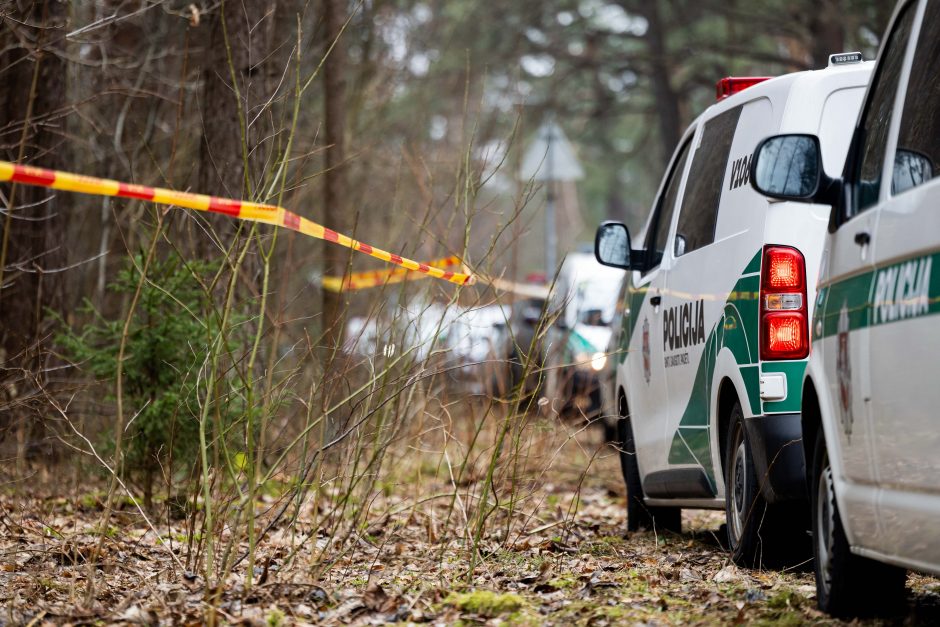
[724, 401, 810, 568]
[725, 401, 765, 565]
[811, 427, 906, 617]
[617, 402, 681, 534]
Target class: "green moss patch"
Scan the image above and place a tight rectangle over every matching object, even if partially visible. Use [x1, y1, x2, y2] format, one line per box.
[444, 590, 524, 617]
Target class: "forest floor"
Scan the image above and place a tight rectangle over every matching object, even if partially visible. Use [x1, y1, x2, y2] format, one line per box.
[2, 424, 940, 626]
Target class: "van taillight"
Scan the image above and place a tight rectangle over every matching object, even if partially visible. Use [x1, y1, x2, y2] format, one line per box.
[760, 246, 808, 360]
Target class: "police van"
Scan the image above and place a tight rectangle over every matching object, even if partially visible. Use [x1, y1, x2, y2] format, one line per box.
[750, 0, 940, 615]
[594, 59, 873, 566]
[543, 251, 625, 425]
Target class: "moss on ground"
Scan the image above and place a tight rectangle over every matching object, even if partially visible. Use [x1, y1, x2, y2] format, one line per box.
[444, 590, 524, 617]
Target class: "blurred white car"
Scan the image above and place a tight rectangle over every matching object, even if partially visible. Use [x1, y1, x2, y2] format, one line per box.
[442, 304, 511, 395]
[543, 251, 625, 424]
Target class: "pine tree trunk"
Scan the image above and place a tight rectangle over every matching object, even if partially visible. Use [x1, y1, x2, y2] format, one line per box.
[0, 0, 68, 467]
[642, 2, 683, 169]
[322, 0, 349, 350]
[196, 1, 293, 259]
[809, 0, 846, 69]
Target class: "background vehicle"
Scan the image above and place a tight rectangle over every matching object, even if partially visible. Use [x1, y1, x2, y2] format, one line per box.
[595, 59, 873, 566]
[505, 295, 548, 399]
[442, 303, 511, 395]
[750, 0, 940, 615]
[543, 251, 625, 427]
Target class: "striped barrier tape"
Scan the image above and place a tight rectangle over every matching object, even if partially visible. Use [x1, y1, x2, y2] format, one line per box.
[322, 255, 462, 292]
[0, 161, 475, 287]
[487, 277, 550, 300]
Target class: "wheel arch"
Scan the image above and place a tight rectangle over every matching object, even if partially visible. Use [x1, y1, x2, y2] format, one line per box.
[801, 376, 822, 490]
[716, 376, 741, 478]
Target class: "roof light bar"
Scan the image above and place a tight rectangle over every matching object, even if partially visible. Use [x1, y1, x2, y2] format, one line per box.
[828, 52, 864, 67]
[716, 76, 772, 101]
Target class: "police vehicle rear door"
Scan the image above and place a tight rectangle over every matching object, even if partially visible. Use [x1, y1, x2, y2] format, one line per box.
[864, 0, 940, 569]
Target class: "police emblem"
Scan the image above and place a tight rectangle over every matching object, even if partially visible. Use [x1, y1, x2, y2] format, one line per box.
[836, 301, 853, 439]
[642, 317, 651, 384]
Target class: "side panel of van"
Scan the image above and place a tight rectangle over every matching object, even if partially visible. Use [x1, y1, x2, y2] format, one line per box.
[865, 10, 940, 567]
[661, 97, 774, 496]
[619, 133, 696, 485]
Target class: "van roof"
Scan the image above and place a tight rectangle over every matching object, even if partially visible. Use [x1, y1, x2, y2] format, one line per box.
[696, 60, 875, 124]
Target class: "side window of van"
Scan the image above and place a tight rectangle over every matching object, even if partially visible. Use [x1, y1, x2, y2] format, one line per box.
[852, 3, 916, 214]
[643, 138, 692, 272]
[893, 1, 940, 196]
[674, 106, 742, 256]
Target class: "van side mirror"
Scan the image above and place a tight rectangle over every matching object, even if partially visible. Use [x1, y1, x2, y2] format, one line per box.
[751, 134, 839, 204]
[595, 221, 635, 270]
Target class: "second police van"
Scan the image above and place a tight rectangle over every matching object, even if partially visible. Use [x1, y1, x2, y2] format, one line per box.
[750, 0, 940, 615]
[595, 57, 873, 565]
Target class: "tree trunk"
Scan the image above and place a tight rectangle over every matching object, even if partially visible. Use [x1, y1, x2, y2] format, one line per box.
[809, 0, 846, 69]
[642, 2, 683, 168]
[196, 1, 293, 261]
[322, 0, 349, 349]
[0, 0, 68, 464]
[198, 2, 250, 201]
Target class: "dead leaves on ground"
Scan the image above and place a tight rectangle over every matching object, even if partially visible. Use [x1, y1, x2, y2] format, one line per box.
[2, 448, 939, 625]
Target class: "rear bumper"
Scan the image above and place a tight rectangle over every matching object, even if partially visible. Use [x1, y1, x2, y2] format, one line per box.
[743, 413, 807, 503]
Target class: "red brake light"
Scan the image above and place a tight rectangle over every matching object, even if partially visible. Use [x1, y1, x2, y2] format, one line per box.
[763, 313, 807, 359]
[760, 245, 808, 360]
[716, 77, 772, 101]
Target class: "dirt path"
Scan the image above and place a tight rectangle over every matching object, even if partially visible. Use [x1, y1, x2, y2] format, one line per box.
[2, 437, 939, 625]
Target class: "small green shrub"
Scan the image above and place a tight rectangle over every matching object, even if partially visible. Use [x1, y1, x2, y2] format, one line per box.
[57, 253, 230, 507]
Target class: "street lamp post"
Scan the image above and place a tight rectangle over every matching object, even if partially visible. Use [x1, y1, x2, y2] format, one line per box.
[544, 122, 557, 277]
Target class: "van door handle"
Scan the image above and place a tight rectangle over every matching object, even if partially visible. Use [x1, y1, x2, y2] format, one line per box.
[854, 231, 871, 246]
[650, 295, 662, 307]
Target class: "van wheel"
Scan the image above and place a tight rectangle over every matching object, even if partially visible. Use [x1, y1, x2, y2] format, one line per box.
[811, 427, 906, 617]
[724, 402, 810, 568]
[724, 402, 779, 566]
[618, 413, 681, 533]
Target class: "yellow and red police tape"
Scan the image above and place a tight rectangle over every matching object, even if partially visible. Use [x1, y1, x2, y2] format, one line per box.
[322, 255, 461, 292]
[0, 160, 475, 287]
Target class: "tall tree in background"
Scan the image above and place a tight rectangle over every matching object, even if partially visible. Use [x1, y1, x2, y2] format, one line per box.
[199, 2, 252, 202]
[0, 0, 67, 459]
[198, 1, 297, 257]
[322, 0, 349, 349]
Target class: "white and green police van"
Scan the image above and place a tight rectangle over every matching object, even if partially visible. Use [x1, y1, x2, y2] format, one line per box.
[750, 0, 940, 616]
[594, 59, 873, 566]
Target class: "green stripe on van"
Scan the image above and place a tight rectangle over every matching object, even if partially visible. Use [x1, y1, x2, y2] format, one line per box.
[818, 250, 939, 339]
